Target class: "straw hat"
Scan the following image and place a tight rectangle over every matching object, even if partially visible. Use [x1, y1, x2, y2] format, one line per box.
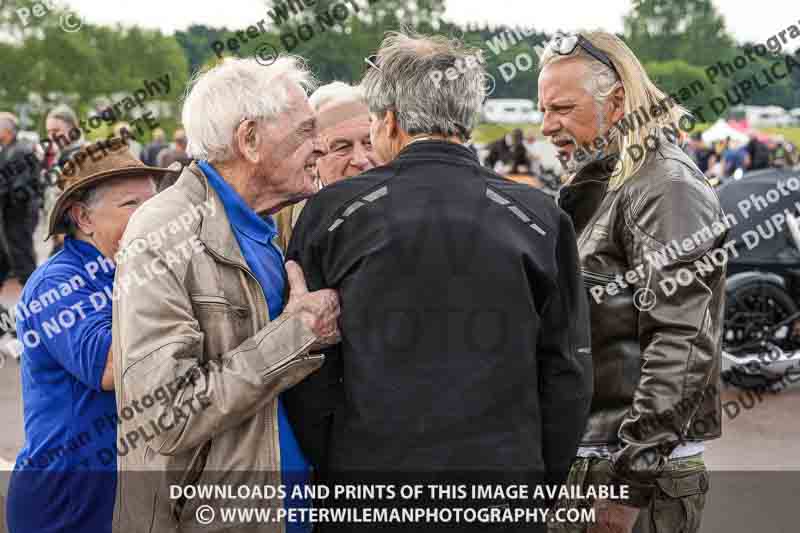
[48, 137, 179, 236]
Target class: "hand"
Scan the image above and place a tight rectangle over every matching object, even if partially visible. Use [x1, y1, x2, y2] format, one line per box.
[588, 500, 640, 533]
[284, 260, 341, 348]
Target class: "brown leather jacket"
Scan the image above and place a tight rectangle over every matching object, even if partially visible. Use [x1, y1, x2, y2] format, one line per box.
[557, 140, 725, 484]
[112, 163, 324, 532]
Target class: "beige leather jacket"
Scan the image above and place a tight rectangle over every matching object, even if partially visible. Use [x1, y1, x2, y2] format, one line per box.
[112, 163, 324, 532]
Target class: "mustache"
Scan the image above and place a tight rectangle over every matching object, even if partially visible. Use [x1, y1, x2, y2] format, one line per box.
[551, 133, 578, 147]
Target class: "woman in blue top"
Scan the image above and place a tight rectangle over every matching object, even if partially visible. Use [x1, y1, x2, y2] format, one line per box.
[6, 140, 176, 533]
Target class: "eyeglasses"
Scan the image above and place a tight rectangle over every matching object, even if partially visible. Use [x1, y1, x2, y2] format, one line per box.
[547, 33, 619, 78]
[364, 54, 381, 73]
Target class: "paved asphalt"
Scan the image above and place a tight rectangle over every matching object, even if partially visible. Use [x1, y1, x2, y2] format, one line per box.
[0, 220, 796, 532]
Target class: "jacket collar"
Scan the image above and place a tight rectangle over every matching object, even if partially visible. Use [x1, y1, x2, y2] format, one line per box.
[65, 237, 115, 280]
[175, 162, 250, 270]
[197, 160, 277, 245]
[570, 153, 619, 186]
[394, 139, 480, 167]
[558, 154, 617, 236]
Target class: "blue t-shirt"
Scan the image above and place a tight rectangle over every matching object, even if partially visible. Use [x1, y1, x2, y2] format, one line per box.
[7, 237, 117, 533]
[723, 146, 748, 175]
[200, 160, 312, 532]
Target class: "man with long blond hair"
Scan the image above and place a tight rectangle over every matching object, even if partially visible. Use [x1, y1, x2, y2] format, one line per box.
[538, 31, 725, 533]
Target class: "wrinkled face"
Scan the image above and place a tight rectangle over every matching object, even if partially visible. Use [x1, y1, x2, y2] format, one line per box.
[71, 175, 157, 260]
[317, 114, 379, 184]
[539, 58, 612, 173]
[258, 84, 319, 201]
[46, 117, 76, 146]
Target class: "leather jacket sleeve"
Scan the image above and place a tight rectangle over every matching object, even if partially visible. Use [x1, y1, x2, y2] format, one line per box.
[609, 172, 725, 489]
[538, 210, 593, 486]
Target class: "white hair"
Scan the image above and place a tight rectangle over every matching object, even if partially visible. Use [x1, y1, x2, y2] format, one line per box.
[309, 81, 365, 112]
[182, 56, 316, 162]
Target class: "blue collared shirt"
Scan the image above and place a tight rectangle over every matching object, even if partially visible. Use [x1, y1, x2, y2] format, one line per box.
[199, 160, 311, 532]
[9, 237, 117, 533]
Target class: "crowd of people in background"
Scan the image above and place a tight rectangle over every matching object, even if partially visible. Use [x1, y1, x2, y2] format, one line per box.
[482, 123, 799, 192]
[0, 106, 191, 360]
[685, 131, 798, 184]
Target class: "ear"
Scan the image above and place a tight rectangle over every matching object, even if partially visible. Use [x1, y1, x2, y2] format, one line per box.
[609, 85, 626, 124]
[235, 119, 261, 164]
[68, 202, 93, 235]
[385, 110, 398, 139]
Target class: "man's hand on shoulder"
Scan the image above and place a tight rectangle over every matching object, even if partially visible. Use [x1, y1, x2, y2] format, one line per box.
[284, 260, 341, 349]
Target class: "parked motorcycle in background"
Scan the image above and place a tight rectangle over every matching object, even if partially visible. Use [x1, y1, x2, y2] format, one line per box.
[719, 168, 800, 389]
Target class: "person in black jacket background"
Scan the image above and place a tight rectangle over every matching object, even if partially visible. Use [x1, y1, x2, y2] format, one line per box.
[0, 112, 41, 289]
[485, 128, 531, 174]
[286, 32, 592, 532]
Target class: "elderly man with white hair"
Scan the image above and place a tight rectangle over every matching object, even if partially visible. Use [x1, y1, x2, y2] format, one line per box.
[275, 81, 380, 251]
[310, 81, 380, 186]
[112, 56, 341, 533]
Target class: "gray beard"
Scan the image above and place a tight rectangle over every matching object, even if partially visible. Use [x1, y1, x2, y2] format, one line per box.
[560, 114, 616, 175]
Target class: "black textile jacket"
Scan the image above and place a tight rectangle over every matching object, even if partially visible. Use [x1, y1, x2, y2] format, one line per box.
[0, 138, 41, 201]
[285, 140, 592, 486]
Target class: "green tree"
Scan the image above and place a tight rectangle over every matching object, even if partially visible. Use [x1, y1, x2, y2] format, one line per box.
[221, 0, 449, 83]
[1, 5, 188, 138]
[174, 24, 232, 75]
[623, 0, 735, 67]
[645, 59, 724, 120]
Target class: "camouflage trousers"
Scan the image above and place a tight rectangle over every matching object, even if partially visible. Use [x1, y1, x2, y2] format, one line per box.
[548, 454, 709, 533]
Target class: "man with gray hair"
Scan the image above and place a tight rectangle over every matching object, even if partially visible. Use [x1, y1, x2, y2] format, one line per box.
[287, 32, 591, 531]
[112, 56, 341, 533]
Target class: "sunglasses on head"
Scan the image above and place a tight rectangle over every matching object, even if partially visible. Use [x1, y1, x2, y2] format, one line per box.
[547, 33, 619, 78]
[363, 54, 381, 75]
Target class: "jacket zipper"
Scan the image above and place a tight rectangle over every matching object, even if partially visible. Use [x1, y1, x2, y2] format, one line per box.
[172, 245, 274, 524]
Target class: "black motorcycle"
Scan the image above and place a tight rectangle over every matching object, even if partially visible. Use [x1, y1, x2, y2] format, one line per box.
[717, 168, 800, 389]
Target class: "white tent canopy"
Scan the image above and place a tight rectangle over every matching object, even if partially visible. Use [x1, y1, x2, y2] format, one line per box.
[701, 119, 749, 145]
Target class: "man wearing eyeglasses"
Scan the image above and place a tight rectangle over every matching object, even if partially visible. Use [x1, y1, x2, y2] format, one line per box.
[538, 31, 724, 533]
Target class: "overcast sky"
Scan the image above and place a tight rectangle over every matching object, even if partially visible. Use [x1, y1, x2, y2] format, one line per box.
[58, 0, 798, 46]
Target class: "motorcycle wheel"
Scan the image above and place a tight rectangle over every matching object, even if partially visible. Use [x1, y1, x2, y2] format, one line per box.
[723, 279, 797, 389]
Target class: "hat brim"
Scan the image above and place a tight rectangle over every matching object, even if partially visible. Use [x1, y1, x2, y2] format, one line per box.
[47, 165, 179, 238]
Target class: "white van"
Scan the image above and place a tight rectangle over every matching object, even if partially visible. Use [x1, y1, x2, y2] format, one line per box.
[481, 99, 541, 124]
